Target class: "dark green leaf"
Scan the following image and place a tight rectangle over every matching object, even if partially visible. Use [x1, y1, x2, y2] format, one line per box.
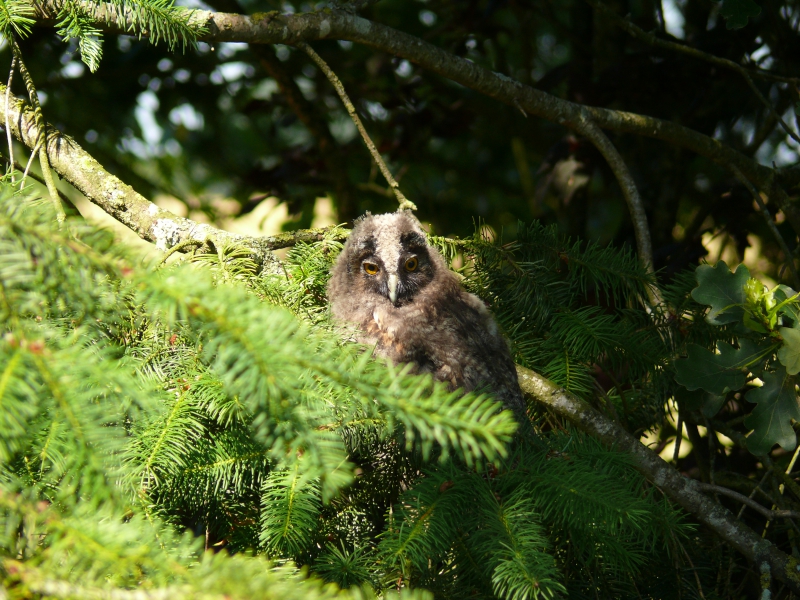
[691, 261, 749, 325]
[744, 367, 799, 455]
[674, 340, 767, 395]
[778, 328, 800, 375]
[719, 0, 761, 29]
[674, 387, 726, 417]
[775, 285, 800, 328]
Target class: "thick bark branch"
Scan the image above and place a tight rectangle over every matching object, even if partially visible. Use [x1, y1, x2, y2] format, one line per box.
[0, 83, 329, 272]
[515, 364, 800, 594]
[30, 3, 794, 194]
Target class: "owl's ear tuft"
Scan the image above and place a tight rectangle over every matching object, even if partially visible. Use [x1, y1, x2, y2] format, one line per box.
[353, 212, 372, 227]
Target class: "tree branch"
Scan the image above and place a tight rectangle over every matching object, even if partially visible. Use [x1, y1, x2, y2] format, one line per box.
[515, 364, 800, 594]
[696, 483, 800, 521]
[0, 82, 307, 272]
[728, 164, 800, 289]
[29, 3, 795, 193]
[572, 112, 658, 297]
[585, 0, 800, 146]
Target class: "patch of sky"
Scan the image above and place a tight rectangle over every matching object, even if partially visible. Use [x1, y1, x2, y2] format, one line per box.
[662, 0, 685, 39]
[395, 60, 413, 78]
[61, 61, 85, 79]
[218, 42, 248, 60]
[135, 90, 163, 148]
[363, 100, 389, 121]
[170, 104, 205, 131]
[329, 113, 357, 144]
[732, 116, 755, 147]
[419, 10, 436, 26]
[252, 79, 279, 101]
[294, 76, 316, 100]
[210, 62, 254, 85]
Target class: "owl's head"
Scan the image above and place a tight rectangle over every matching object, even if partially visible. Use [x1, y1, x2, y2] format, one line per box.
[333, 212, 439, 307]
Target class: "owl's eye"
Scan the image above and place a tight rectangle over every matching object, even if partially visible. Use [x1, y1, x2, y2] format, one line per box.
[405, 257, 418, 272]
[363, 262, 380, 275]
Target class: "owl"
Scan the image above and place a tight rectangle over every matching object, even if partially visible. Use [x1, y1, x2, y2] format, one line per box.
[327, 211, 525, 418]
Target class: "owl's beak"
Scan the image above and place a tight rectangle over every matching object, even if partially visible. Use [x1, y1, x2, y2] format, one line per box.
[388, 273, 398, 304]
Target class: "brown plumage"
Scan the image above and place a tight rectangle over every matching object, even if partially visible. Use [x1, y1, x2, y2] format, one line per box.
[327, 211, 525, 417]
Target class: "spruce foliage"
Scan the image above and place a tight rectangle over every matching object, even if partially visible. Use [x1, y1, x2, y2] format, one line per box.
[0, 177, 697, 598]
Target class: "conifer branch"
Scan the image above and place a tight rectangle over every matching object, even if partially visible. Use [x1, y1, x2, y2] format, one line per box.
[515, 364, 800, 595]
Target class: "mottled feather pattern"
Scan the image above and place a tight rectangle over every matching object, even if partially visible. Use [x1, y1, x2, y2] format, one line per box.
[328, 212, 525, 418]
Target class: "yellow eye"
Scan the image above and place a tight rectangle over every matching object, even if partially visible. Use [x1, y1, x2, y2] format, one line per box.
[363, 262, 379, 275]
[405, 257, 418, 272]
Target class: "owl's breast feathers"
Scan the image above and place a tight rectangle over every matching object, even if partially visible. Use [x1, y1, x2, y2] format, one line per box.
[362, 274, 524, 414]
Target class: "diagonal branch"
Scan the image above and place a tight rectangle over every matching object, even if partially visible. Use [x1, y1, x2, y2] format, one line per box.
[728, 164, 800, 289]
[0, 83, 352, 271]
[515, 364, 800, 595]
[572, 112, 658, 298]
[298, 41, 416, 212]
[5, 68, 796, 588]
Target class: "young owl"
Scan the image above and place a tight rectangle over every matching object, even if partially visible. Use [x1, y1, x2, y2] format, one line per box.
[327, 211, 525, 418]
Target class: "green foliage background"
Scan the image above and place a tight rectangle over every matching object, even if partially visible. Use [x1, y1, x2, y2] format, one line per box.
[1, 179, 701, 599]
[3, 0, 800, 597]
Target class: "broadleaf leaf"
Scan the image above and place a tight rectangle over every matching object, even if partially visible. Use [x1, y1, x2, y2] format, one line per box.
[691, 261, 749, 325]
[744, 367, 800, 455]
[674, 340, 767, 395]
[778, 328, 800, 375]
[719, 0, 761, 29]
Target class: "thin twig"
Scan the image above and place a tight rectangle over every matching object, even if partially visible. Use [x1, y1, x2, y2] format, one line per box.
[574, 111, 661, 305]
[672, 412, 683, 464]
[586, 0, 800, 147]
[728, 164, 800, 289]
[297, 41, 417, 212]
[19, 137, 42, 190]
[158, 238, 203, 266]
[584, 0, 800, 87]
[5, 55, 16, 184]
[678, 539, 707, 600]
[696, 483, 800, 520]
[740, 72, 800, 147]
[737, 471, 772, 520]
